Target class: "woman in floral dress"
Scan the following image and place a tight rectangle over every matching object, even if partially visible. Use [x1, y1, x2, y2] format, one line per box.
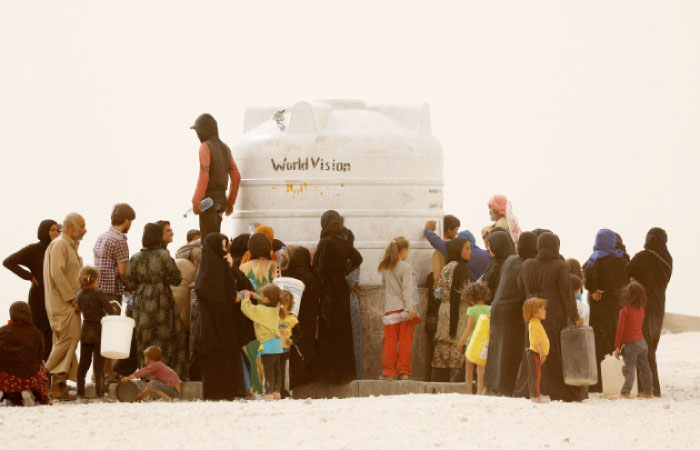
[126, 223, 186, 378]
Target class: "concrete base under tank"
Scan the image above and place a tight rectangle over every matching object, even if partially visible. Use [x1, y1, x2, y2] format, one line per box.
[358, 286, 432, 381]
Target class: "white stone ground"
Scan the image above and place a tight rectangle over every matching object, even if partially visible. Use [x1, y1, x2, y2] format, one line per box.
[2, 332, 700, 450]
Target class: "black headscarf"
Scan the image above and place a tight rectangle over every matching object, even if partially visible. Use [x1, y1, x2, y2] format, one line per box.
[283, 247, 316, 288]
[615, 232, 631, 261]
[644, 227, 673, 280]
[248, 233, 272, 260]
[517, 231, 538, 260]
[142, 223, 163, 251]
[320, 210, 346, 240]
[194, 233, 237, 353]
[446, 237, 470, 338]
[229, 233, 250, 266]
[481, 231, 516, 304]
[536, 232, 561, 261]
[37, 219, 57, 247]
[532, 228, 551, 238]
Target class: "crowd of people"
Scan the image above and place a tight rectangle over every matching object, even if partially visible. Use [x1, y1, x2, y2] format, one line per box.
[0, 113, 673, 406]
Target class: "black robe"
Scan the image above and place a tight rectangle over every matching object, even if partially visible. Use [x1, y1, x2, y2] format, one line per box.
[584, 255, 628, 392]
[626, 249, 671, 397]
[194, 233, 246, 400]
[517, 233, 581, 402]
[481, 230, 515, 303]
[282, 247, 320, 388]
[313, 211, 363, 383]
[3, 220, 57, 360]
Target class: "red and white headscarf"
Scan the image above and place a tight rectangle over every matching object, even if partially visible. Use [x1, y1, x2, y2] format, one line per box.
[488, 194, 521, 243]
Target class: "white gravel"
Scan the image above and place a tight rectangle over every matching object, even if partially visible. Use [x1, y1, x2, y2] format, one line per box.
[2, 332, 699, 450]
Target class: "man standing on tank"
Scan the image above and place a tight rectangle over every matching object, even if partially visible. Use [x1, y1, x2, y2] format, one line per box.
[190, 113, 241, 240]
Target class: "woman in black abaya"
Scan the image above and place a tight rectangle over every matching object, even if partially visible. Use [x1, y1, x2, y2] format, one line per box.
[484, 231, 537, 396]
[282, 247, 320, 387]
[313, 210, 363, 383]
[626, 228, 672, 397]
[194, 233, 246, 400]
[518, 232, 583, 402]
[3, 219, 60, 360]
[481, 230, 515, 303]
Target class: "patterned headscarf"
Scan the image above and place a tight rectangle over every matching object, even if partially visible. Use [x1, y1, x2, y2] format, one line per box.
[488, 194, 521, 243]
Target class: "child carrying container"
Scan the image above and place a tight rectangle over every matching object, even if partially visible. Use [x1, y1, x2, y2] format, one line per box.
[457, 282, 491, 394]
[614, 281, 654, 399]
[240, 284, 283, 399]
[523, 297, 550, 403]
[378, 237, 420, 380]
[76, 266, 117, 401]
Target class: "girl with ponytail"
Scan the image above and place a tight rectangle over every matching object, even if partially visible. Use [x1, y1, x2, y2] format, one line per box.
[378, 237, 419, 380]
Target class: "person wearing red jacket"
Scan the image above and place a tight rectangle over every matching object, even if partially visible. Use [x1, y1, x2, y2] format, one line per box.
[190, 113, 241, 239]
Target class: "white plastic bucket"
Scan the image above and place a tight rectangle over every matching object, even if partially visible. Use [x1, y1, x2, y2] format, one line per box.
[100, 315, 135, 359]
[601, 353, 638, 398]
[273, 277, 305, 316]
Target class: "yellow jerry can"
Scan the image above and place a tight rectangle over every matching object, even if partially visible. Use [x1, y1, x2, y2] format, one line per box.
[466, 315, 490, 366]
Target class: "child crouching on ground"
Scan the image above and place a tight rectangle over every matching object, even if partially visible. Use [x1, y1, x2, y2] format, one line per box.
[241, 284, 283, 399]
[76, 266, 117, 401]
[120, 345, 182, 401]
[378, 237, 420, 380]
[457, 282, 491, 395]
[523, 297, 550, 404]
[279, 290, 299, 398]
[614, 281, 654, 399]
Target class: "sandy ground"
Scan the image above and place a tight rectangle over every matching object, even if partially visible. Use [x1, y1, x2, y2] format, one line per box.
[2, 332, 699, 450]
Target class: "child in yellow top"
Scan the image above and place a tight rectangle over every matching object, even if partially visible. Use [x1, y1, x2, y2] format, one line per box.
[523, 297, 550, 403]
[240, 284, 282, 399]
[279, 290, 299, 398]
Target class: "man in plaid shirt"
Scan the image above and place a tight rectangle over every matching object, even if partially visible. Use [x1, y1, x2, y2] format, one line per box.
[93, 203, 136, 303]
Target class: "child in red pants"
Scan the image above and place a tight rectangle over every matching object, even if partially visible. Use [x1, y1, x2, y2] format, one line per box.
[378, 237, 420, 380]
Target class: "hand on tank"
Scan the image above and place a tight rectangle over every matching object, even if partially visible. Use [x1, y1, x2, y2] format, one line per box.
[592, 290, 604, 301]
[31, 276, 39, 286]
[425, 220, 437, 231]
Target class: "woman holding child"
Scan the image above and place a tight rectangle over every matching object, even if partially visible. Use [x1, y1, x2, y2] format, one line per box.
[518, 232, 583, 402]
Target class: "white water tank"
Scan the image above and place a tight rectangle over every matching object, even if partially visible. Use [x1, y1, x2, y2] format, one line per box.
[232, 100, 444, 286]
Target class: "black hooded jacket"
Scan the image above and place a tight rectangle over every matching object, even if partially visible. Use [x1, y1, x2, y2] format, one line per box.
[192, 113, 233, 197]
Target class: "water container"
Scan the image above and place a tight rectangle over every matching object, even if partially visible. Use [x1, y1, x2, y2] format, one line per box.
[100, 315, 136, 359]
[183, 197, 215, 218]
[232, 100, 444, 286]
[601, 353, 638, 398]
[272, 277, 305, 316]
[466, 315, 490, 366]
[561, 326, 598, 386]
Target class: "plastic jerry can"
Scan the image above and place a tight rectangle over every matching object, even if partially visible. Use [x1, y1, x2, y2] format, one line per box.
[466, 315, 490, 366]
[601, 353, 638, 398]
[561, 326, 598, 386]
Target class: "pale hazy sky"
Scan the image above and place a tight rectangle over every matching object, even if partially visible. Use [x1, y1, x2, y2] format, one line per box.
[1, 1, 698, 321]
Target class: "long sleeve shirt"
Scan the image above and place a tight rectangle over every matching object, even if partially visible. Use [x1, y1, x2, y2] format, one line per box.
[615, 306, 645, 348]
[132, 360, 182, 387]
[192, 143, 241, 207]
[241, 298, 281, 343]
[381, 260, 415, 313]
[424, 228, 448, 258]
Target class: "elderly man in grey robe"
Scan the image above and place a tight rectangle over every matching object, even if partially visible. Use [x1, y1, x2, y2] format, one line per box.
[44, 213, 86, 400]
